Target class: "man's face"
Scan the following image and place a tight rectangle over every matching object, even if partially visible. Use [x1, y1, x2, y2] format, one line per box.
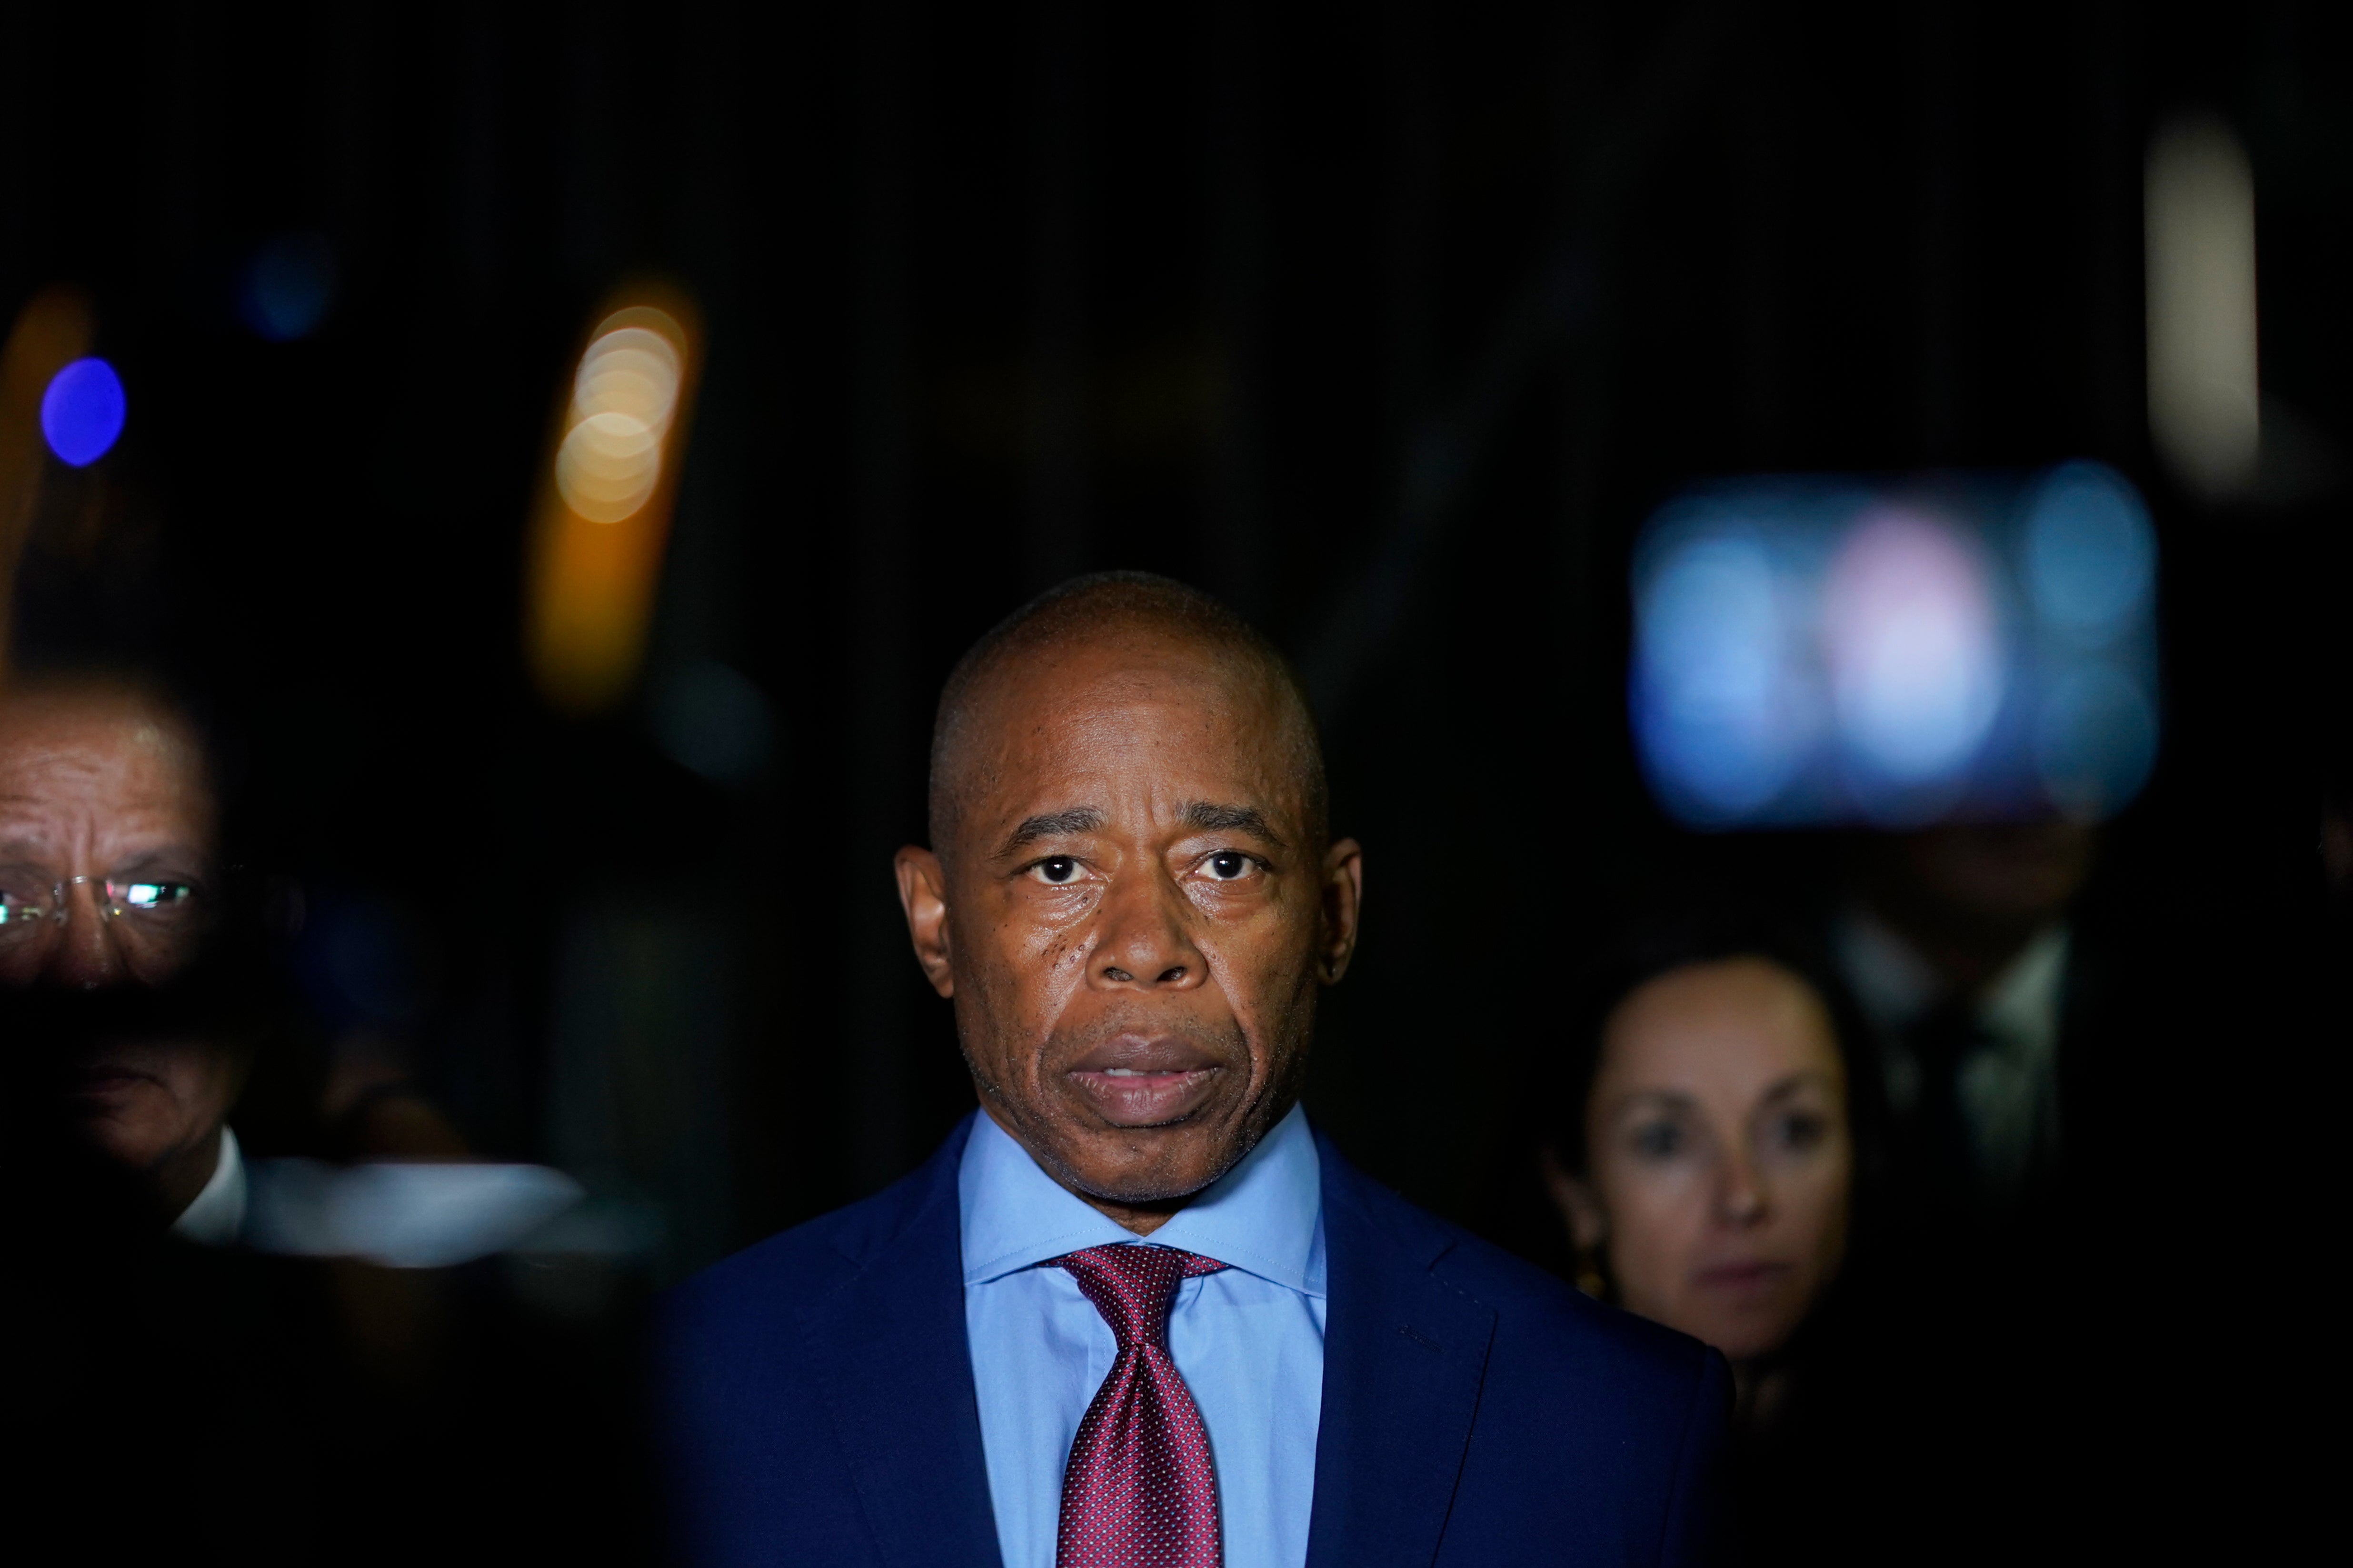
[0, 689, 234, 1186]
[896, 631, 1362, 1228]
[0, 690, 215, 990]
[1886, 821, 2096, 934]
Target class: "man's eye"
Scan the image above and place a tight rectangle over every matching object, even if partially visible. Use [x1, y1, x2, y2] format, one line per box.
[1031, 856, 1081, 885]
[118, 881, 194, 910]
[1205, 851, 1252, 881]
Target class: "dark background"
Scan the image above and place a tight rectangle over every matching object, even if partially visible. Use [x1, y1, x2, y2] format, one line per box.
[0, 1, 2338, 1291]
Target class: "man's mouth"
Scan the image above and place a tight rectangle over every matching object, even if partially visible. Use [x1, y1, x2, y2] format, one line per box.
[1064, 1035, 1228, 1127]
[61, 1063, 156, 1097]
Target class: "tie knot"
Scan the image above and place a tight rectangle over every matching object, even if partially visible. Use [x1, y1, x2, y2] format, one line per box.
[1048, 1244, 1226, 1348]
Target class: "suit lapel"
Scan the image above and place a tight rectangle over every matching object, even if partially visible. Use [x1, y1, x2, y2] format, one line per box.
[1305, 1138, 1496, 1568]
[800, 1125, 1004, 1568]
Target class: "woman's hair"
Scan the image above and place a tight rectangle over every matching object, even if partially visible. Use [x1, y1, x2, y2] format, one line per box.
[1547, 906, 1884, 1194]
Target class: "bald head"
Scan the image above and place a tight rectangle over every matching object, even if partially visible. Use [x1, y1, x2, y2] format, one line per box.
[928, 572, 1326, 860]
[896, 572, 1363, 1227]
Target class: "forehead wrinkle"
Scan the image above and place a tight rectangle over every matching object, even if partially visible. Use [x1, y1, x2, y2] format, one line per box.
[948, 647, 1260, 808]
[0, 750, 171, 807]
[0, 705, 217, 858]
[975, 705, 1301, 852]
[0, 831, 60, 867]
[932, 604, 1325, 867]
[0, 741, 117, 781]
[0, 701, 199, 766]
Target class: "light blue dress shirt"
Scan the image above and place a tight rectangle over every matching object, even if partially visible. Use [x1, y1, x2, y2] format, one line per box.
[959, 1102, 1326, 1568]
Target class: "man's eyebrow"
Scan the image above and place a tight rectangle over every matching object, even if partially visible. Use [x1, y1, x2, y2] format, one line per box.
[1179, 801, 1288, 849]
[1000, 807, 1106, 855]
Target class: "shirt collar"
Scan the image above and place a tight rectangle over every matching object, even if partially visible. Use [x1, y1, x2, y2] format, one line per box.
[958, 1101, 1324, 1299]
[1837, 903, 2072, 1048]
[171, 1124, 248, 1247]
[1978, 924, 2070, 1061]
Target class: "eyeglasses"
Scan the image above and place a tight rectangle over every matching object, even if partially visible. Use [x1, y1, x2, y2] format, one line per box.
[0, 873, 212, 960]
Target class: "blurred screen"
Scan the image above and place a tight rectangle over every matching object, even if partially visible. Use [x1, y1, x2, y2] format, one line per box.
[1629, 462, 2160, 829]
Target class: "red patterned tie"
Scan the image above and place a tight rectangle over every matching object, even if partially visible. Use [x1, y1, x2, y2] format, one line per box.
[1047, 1243, 1229, 1568]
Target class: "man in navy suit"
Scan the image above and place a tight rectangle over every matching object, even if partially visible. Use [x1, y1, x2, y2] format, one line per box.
[660, 572, 1729, 1567]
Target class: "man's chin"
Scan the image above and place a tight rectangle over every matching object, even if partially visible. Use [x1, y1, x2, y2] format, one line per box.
[1070, 1169, 1221, 1212]
[61, 1099, 187, 1169]
[1046, 1121, 1255, 1208]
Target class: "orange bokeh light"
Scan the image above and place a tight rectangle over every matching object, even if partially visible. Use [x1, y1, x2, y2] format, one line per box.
[0, 286, 99, 679]
[525, 290, 701, 714]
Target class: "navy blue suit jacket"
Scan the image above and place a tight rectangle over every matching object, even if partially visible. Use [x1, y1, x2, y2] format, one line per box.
[659, 1115, 1730, 1567]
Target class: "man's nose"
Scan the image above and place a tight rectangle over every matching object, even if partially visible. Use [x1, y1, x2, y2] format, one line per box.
[46, 881, 128, 990]
[1092, 871, 1206, 989]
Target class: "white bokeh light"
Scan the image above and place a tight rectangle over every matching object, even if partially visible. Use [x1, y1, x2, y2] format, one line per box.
[1626, 467, 2158, 828]
[2146, 114, 2259, 497]
[1819, 511, 2004, 791]
[553, 311, 685, 524]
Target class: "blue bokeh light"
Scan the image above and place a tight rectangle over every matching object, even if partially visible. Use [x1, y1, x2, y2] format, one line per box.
[40, 358, 127, 467]
[2023, 461, 2154, 643]
[2035, 664, 2158, 816]
[1628, 464, 2161, 828]
[651, 660, 776, 789]
[238, 231, 338, 341]
[1631, 529, 1808, 822]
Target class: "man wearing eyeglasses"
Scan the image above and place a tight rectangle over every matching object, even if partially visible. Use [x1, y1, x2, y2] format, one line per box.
[0, 673, 571, 1562]
[0, 675, 249, 1239]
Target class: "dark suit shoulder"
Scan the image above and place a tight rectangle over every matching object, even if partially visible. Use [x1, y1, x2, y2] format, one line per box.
[654, 1118, 993, 1568]
[1433, 1208, 1716, 1382]
[1311, 1133, 1731, 1567]
[664, 1114, 973, 1339]
[1322, 1134, 1714, 1385]
[664, 1213, 849, 1331]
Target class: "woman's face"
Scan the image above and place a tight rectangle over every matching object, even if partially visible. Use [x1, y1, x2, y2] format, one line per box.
[1563, 959, 1852, 1363]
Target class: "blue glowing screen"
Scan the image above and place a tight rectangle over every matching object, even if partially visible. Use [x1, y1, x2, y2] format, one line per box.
[1630, 462, 2159, 828]
[39, 358, 127, 467]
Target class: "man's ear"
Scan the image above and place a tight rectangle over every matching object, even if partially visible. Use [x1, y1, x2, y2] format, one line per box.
[1540, 1145, 1609, 1254]
[1316, 838, 1365, 984]
[894, 845, 956, 998]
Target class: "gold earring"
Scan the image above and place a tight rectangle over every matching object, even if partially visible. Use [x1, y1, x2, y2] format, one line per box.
[1575, 1247, 1608, 1301]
